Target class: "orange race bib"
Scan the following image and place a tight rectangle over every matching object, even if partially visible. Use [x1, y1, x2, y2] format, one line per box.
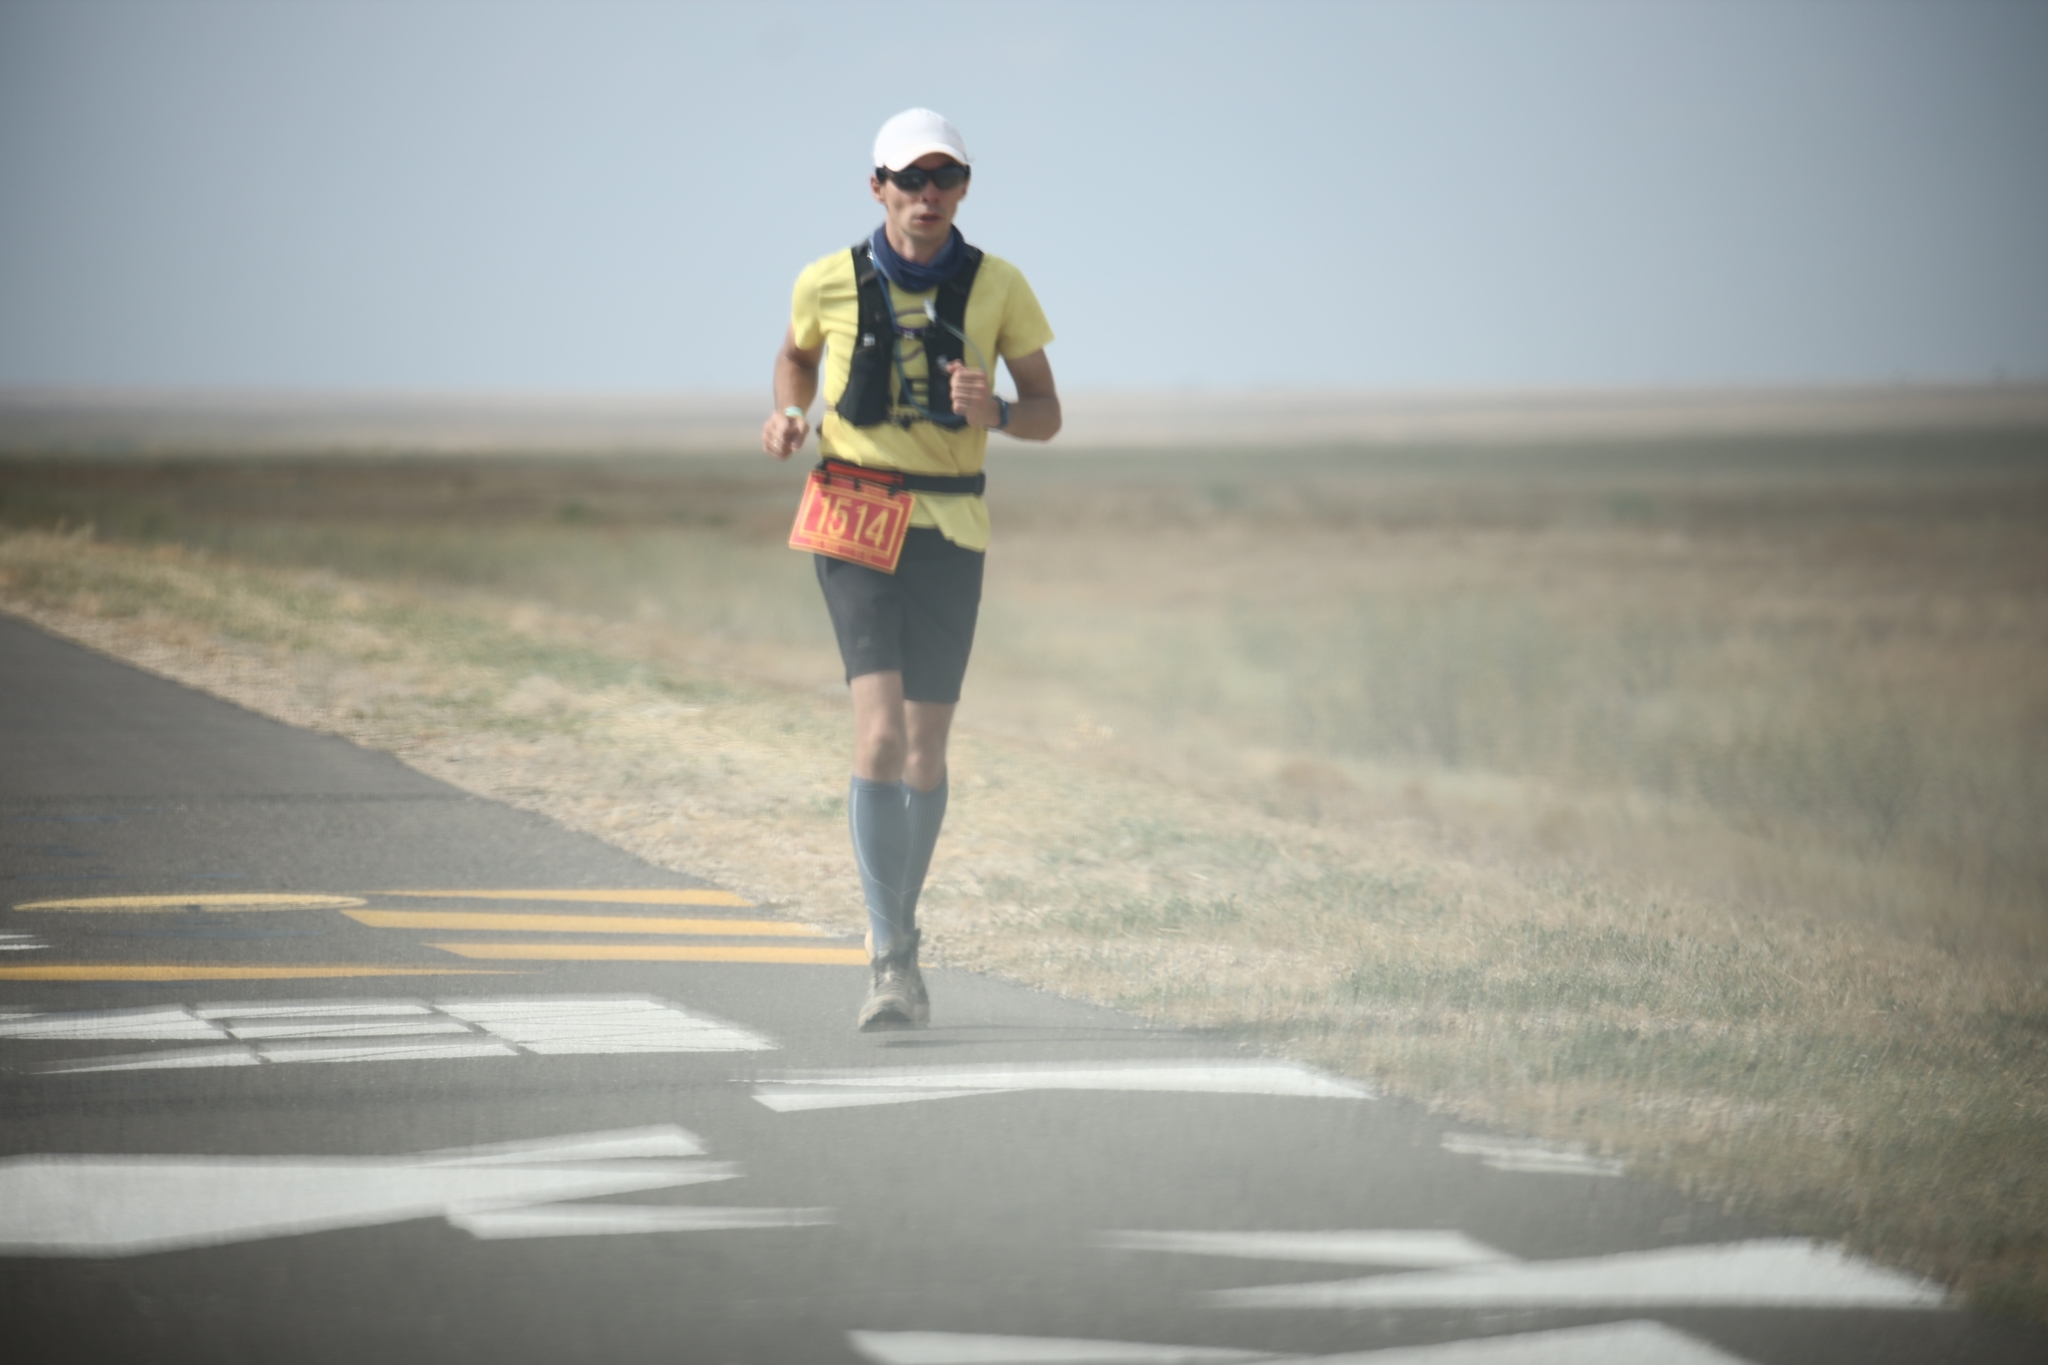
[788, 468, 914, 572]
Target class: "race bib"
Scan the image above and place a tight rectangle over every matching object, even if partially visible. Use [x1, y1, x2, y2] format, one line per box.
[788, 469, 914, 572]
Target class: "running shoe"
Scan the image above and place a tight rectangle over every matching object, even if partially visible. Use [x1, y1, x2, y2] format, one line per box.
[857, 929, 928, 1031]
[900, 928, 929, 1025]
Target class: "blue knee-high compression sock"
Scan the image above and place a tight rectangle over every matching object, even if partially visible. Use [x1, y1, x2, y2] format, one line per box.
[849, 775, 910, 959]
[901, 775, 949, 937]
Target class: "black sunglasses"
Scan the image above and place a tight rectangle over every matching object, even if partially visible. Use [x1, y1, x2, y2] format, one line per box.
[877, 163, 970, 192]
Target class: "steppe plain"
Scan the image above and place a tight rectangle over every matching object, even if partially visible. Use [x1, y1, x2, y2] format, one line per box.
[3, 386, 2045, 1318]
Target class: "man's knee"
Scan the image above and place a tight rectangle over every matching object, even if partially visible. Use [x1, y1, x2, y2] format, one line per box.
[902, 711, 954, 790]
[860, 731, 908, 772]
[856, 718, 908, 778]
[849, 670, 910, 779]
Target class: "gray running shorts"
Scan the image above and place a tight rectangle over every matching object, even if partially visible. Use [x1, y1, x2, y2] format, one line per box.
[815, 527, 985, 703]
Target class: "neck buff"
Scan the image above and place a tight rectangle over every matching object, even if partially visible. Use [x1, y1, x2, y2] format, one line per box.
[870, 224, 964, 294]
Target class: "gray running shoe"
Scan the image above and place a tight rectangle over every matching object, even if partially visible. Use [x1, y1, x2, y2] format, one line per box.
[857, 930, 928, 1031]
[900, 928, 929, 1026]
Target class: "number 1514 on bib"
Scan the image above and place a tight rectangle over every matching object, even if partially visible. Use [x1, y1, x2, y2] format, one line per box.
[787, 471, 914, 573]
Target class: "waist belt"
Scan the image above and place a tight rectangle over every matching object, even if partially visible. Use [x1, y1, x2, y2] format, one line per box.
[815, 459, 985, 496]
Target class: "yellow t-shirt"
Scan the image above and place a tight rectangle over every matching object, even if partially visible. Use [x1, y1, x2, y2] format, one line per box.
[789, 245, 1054, 552]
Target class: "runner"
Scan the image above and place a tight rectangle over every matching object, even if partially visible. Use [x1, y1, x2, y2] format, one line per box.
[761, 108, 1061, 1030]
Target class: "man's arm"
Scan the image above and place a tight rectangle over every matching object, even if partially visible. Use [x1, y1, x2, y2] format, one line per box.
[763, 327, 825, 460]
[946, 348, 1061, 441]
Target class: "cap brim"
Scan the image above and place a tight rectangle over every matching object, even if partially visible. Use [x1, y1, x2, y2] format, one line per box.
[878, 141, 970, 171]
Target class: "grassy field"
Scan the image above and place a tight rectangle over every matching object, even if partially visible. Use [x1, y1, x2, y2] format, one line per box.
[3, 433, 2045, 1316]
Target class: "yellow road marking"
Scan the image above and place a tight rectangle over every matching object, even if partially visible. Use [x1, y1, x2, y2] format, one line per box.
[377, 888, 750, 907]
[429, 942, 867, 965]
[15, 894, 367, 914]
[0, 964, 515, 982]
[346, 910, 825, 937]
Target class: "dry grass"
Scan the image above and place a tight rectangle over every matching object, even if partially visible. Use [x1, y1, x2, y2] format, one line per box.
[2, 436, 2045, 1317]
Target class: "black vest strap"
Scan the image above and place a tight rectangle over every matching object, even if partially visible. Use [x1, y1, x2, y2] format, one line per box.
[839, 244, 896, 428]
[816, 458, 986, 496]
[836, 240, 986, 429]
[923, 245, 984, 419]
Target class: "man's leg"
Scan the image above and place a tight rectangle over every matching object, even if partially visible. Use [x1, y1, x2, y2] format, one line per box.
[833, 532, 979, 1029]
[901, 700, 956, 930]
[847, 676, 956, 1029]
[848, 673, 921, 1029]
[849, 672, 911, 959]
[847, 676, 957, 948]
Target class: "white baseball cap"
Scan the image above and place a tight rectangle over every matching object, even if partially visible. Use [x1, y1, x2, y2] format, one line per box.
[873, 108, 970, 171]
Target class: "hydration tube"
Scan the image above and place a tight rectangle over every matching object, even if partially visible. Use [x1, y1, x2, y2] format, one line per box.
[878, 276, 989, 429]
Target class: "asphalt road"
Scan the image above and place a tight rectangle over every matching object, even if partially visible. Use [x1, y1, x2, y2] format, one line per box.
[2, 611, 2041, 1365]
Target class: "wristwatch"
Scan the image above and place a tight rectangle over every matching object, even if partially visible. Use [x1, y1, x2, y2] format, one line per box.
[995, 397, 1011, 431]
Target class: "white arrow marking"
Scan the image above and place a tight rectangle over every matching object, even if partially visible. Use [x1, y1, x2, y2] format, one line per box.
[1211, 1238, 1949, 1311]
[451, 1203, 832, 1239]
[51, 1044, 263, 1072]
[1101, 1229, 1513, 1268]
[845, 1321, 1760, 1365]
[4, 995, 776, 1072]
[0, 1125, 816, 1257]
[847, 1331, 1275, 1364]
[756, 1087, 1008, 1113]
[0, 1156, 731, 1257]
[1439, 1132, 1623, 1177]
[1296, 1320, 1757, 1364]
[756, 1062, 1371, 1112]
[415, 1126, 707, 1164]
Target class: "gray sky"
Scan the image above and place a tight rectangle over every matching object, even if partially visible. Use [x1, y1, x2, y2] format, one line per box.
[1, 0, 2043, 394]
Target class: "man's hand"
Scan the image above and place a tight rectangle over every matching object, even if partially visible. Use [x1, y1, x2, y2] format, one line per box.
[947, 361, 1002, 428]
[767, 328, 823, 459]
[763, 410, 809, 460]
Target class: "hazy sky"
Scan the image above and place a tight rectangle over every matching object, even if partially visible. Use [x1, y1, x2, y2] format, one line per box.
[2, 0, 2043, 394]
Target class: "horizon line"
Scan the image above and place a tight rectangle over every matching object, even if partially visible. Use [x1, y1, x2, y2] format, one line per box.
[4, 380, 2045, 451]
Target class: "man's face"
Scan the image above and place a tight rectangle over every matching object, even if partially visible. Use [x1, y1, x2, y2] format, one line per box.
[870, 152, 969, 250]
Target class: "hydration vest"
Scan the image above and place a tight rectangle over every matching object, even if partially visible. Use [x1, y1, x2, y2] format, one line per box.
[836, 239, 985, 429]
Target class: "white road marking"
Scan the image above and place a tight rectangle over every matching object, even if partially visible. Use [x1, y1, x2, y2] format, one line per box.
[1211, 1238, 1949, 1311]
[450, 1203, 832, 1239]
[0, 1157, 729, 1257]
[249, 1038, 522, 1065]
[0, 1125, 825, 1257]
[4, 995, 776, 1072]
[50, 1044, 262, 1073]
[0, 1006, 227, 1041]
[1439, 1132, 1624, 1177]
[0, 934, 47, 951]
[194, 999, 436, 1019]
[1301, 1320, 1758, 1364]
[415, 1126, 708, 1164]
[438, 997, 774, 1053]
[222, 1017, 478, 1040]
[14, 893, 365, 913]
[756, 1062, 1371, 1112]
[845, 1322, 1759, 1365]
[1100, 1229, 1513, 1268]
[847, 1331, 1275, 1364]
[757, 1087, 1000, 1113]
